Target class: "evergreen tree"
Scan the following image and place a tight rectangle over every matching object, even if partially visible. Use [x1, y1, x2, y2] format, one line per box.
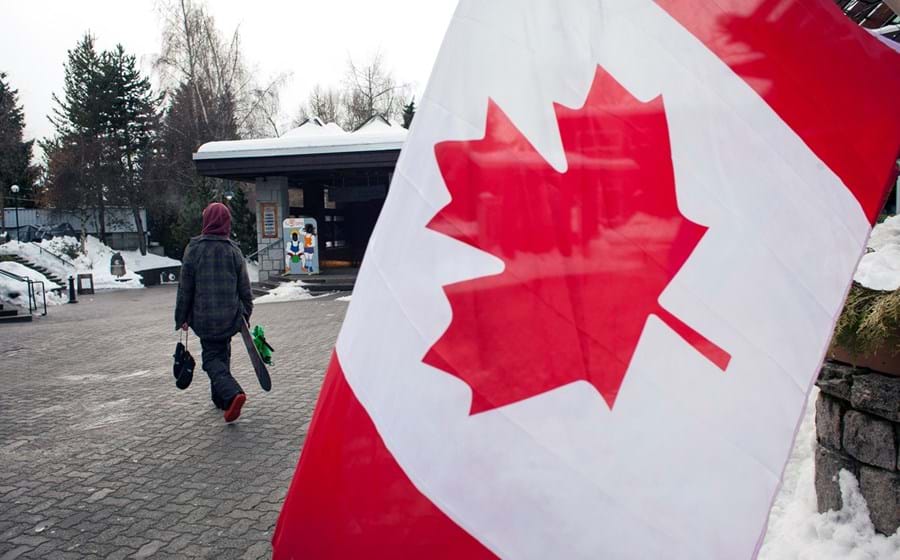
[101, 45, 162, 254]
[0, 73, 37, 215]
[42, 34, 112, 242]
[150, 81, 239, 258]
[45, 36, 163, 254]
[229, 185, 256, 257]
[401, 97, 416, 130]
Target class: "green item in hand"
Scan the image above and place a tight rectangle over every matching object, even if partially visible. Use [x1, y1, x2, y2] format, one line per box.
[251, 325, 274, 365]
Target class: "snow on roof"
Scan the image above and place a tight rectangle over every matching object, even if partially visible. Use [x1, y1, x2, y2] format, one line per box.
[195, 116, 407, 160]
[353, 114, 395, 134]
[280, 117, 331, 138]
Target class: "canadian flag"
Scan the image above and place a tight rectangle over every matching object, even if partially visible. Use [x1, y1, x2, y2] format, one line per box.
[273, 1, 900, 558]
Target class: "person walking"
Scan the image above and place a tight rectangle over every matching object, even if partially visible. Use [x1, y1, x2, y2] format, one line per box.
[175, 202, 254, 422]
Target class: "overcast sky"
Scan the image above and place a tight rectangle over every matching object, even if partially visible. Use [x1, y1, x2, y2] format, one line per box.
[1, 0, 459, 145]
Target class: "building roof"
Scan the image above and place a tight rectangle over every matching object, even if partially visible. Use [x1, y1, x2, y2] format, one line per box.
[193, 116, 408, 161]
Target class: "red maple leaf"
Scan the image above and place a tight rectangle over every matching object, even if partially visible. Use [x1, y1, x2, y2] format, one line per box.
[425, 66, 731, 415]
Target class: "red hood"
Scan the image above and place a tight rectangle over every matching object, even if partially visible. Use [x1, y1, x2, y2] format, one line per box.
[202, 203, 231, 237]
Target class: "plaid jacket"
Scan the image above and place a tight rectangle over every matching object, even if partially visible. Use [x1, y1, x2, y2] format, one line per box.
[175, 235, 253, 340]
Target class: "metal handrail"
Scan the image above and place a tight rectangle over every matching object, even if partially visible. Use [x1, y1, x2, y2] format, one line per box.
[246, 238, 283, 262]
[28, 242, 77, 269]
[0, 267, 47, 316]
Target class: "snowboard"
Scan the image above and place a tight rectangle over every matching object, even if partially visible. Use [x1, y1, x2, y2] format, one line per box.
[240, 320, 272, 392]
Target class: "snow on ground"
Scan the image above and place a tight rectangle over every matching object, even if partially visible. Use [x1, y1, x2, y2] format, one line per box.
[1, 236, 182, 291]
[118, 247, 180, 272]
[253, 281, 329, 305]
[0, 261, 67, 307]
[759, 388, 900, 560]
[336, 295, 352, 302]
[0, 240, 73, 282]
[855, 215, 900, 291]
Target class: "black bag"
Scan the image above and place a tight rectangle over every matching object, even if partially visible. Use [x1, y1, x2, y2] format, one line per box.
[172, 331, 195, 390]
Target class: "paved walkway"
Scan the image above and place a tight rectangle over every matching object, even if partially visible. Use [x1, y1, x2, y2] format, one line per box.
[0, 287, 346, 559]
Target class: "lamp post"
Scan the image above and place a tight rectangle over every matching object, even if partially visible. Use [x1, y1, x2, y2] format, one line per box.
[10, 185, 20, 242]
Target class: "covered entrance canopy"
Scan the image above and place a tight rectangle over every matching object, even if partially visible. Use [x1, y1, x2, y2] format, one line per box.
[193, 116, 407, 282]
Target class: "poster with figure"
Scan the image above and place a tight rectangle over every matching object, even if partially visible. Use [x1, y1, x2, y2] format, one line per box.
[283, 218, 319, 275]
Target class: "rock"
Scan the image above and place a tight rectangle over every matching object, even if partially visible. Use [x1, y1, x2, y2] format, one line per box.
[842, 411, 897, 470]
[850, 373, 900, 423]
[815, 393, 845, 450]
[815, 443, 857, 513]
[859, 466, 900, 536]
[816, 361, 855, 401]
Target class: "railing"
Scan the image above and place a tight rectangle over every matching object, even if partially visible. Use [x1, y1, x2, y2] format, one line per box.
[29, 242, 77, 269]
[0, 268, 47, 317]
[246, 238, 283, 262]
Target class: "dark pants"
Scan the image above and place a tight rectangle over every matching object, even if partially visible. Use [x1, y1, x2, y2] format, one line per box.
[200, 338, 244, 409]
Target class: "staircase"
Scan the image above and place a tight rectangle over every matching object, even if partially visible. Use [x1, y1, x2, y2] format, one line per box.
[251, 268, 358, 297]
[4, 255, 67, 291]
[0, 302, 32, 324]
[299, 270, 357, 294]
[251, 279, 281, 298]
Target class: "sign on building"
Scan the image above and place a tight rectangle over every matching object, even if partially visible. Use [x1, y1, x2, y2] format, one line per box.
[260, 203, 279, 239]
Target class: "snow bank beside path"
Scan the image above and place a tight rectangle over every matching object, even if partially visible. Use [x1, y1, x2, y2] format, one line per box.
[855, 216, 900, 291]
[254, 281, 328, 304]
[759, 388, 900, 559]
[0, 240, 72, 281]
[1, 236, 182, 291]
[44, 237, 144, 290]
[0, 261, 66, 307]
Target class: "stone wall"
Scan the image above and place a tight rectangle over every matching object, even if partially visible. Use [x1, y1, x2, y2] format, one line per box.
[815, 360, 900, 535]
[254, 177, 289, 282]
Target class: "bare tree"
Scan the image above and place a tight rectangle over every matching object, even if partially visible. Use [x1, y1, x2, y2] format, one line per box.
[342, 51, 408, 130]
[154, 0, 287, 140]
[293, 85, 344, 128]
[311, 85, 344, 126]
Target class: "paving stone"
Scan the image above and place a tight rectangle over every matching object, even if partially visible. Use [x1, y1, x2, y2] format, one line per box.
[241, 541, 271, 560]
[132, 540, 165, 559]
[0, 547, 31, 560]
[0, 287, 344, 559]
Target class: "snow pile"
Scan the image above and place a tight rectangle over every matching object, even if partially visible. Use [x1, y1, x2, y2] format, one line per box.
[254, 281, 327, 304]
[1, 236, 181, 291]
[43, 236, 144, 290]
[336, 295, 352, 302]
[0, 261, 67, 307]
[854, 216, 900, 291]
[0, 240, 73, 281]
[116, 246, 180, 272]
[759, 388, 900, 559]
[1, 236, 184, 291]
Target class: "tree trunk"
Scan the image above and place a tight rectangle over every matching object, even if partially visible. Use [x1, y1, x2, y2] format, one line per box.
[97, 192, 107, 244]
[132, 206, 147, 255]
